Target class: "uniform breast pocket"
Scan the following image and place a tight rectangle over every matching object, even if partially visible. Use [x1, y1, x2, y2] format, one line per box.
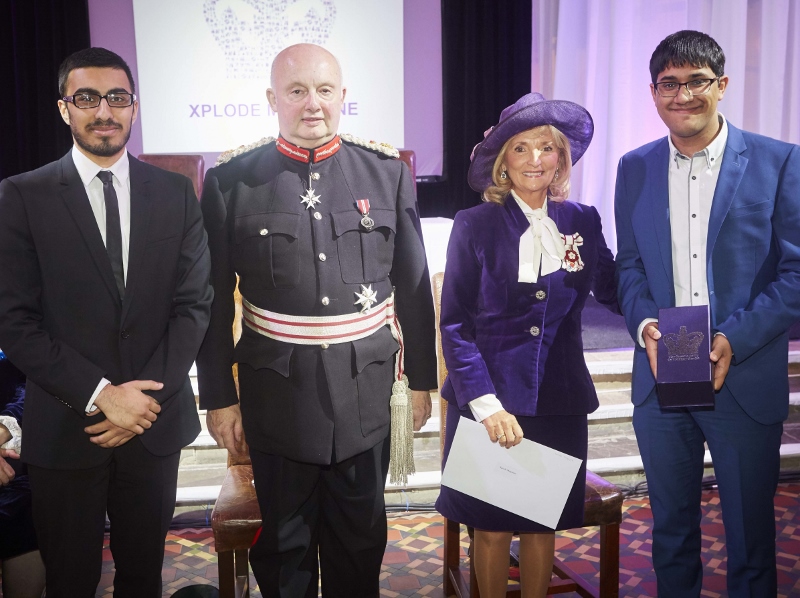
[332, 208, 396, 284]
[234, 212, 301, 289]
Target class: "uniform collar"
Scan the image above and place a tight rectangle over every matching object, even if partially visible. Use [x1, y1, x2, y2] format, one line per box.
[275, 135, 342, 164]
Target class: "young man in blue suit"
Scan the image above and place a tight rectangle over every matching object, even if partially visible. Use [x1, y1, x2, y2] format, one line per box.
[614, 30, 800, 597]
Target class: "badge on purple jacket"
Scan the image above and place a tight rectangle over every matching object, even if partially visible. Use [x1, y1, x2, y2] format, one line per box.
[356, 199, 374, 230]
[561, 233, 584, 272]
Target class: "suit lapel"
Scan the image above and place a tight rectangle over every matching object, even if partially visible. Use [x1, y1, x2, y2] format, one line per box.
[646, 140, 674, 291]
[707, 124, 748, 259]
[59, 153, 121, 302]
[123, 155, 154, 319]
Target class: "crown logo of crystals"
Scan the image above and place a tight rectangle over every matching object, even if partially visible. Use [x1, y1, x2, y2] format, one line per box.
[663, 326, 704, 362]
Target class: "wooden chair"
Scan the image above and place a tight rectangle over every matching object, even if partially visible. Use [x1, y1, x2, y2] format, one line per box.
[209, 150, 419, 598]
[431, 272, 622, 598]
[137, 154, 205, 199]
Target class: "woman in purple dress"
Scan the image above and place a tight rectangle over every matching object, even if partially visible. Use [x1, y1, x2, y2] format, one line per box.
[436, 93, 618, 597]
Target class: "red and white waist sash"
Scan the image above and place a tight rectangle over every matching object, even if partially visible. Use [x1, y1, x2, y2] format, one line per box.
[241, 294, 406, 378]
[241, 293, 415, 484]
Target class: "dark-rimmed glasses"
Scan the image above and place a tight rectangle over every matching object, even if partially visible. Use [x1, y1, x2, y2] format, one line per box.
[653, 78, 720, 98]
[61, 92, 136, 109]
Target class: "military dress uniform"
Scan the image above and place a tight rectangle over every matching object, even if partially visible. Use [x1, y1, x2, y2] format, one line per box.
[197, 135, 436, 597]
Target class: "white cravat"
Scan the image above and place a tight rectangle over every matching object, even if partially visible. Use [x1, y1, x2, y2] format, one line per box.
[512, 191, 565, 283]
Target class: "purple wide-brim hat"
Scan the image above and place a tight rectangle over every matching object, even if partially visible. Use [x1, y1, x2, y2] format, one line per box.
[468, 92, 594, 193]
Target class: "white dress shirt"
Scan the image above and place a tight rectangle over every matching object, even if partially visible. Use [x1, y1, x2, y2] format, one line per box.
[637, 115, 728, 345]
[468, 192, 566, 422]
[71, 147, 132, 411]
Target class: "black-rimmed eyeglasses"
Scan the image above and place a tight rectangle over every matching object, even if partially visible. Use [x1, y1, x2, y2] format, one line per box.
[61, 92, 136, 109]
[653, 78, 720, 98]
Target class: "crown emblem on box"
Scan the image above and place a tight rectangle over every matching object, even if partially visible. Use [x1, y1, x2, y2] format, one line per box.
[663, 326, 704, 362]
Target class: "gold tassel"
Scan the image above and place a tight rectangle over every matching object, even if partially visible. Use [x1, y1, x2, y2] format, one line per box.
[389, 374, 415, 485]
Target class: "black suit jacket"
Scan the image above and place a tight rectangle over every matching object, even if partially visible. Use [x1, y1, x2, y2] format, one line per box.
[197, 139, 437, 464]
[0, 151, 213, 469]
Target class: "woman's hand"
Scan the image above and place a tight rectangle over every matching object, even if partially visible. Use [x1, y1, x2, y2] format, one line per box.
[481, 410, 524, 449]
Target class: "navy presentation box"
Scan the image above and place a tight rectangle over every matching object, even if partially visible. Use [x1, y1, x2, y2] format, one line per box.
[656, 305, 715, 408]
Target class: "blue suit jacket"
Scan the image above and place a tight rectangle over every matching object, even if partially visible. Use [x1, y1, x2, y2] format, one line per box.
[614, 122, 800, 425]
[440, 199, 618, 416]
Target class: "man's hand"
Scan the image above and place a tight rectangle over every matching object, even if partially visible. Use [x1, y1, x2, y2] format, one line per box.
[411, 390, 432, 432]
[84, 417, 136, 448]
[643, 322, 661, 379]
[710, 334, 733, 391]
[481, 410, 524, 449]
[0, 449, 20, 486]
[93, 380, 163, 434]
[207, 404, 246, 458]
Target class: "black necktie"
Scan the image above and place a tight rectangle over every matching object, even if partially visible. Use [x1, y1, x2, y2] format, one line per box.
[97, 171, 125, 301]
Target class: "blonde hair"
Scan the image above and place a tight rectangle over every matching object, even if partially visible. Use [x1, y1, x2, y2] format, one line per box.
[482, 125, 572, 205]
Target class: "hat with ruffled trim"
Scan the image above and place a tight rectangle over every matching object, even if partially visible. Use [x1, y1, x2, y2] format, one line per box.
[468, 92, 594, 192]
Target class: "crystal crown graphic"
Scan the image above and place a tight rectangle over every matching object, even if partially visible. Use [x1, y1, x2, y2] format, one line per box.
[663, 326, 704, 362]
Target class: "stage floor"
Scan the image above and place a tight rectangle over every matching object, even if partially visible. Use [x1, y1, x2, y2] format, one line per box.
[88, 483, 800, 597]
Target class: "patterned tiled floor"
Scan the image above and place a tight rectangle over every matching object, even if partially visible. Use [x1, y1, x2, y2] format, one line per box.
[90, 483, 800, 597]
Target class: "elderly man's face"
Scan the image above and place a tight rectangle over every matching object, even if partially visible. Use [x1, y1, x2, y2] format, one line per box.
[267, 45, 345, 148]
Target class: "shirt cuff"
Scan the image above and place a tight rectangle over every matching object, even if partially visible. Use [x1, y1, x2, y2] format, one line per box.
[637, 318, 659, 348]
[468, 394, 504, 422]
[87, 378, 111, 413]
[0, 416, 22, 452]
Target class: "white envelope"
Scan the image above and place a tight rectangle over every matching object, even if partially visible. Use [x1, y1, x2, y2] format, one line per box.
[440, 416, 583, 529]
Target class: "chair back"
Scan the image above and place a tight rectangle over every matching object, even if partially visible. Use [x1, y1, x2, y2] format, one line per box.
[398, 149, 417, 193]
[137, 154, 205, 200]
[432, 272, 448, 457]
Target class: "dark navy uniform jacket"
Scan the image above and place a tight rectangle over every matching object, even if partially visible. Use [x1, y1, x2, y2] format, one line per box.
[440, 198, 618, 416]
[197, 136, 437, 465]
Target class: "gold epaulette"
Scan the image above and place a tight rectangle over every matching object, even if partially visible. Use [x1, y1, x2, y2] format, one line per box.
[339, 133, 400, 158]
[215, 136, 277, 166]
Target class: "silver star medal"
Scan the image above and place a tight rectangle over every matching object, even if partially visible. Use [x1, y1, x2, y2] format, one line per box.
[300, 172, 321, 210]
[354, 284, 378, 313]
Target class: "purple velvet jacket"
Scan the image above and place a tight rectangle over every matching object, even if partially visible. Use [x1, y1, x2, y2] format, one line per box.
[440, 198, 618, 416]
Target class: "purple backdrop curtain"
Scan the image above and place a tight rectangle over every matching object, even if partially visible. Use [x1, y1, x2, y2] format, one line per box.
[533, 0, 800, 251]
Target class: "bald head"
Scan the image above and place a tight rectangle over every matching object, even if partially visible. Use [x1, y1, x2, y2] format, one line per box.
[270, 44, 343, 89]
[266, 44, 346, 148]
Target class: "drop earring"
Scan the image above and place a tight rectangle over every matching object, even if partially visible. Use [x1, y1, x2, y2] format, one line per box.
[554, 169, 559, 180]
[500, 170, 508, 180]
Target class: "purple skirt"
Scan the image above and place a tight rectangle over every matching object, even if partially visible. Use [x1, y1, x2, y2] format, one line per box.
[435, 403, 588, 532]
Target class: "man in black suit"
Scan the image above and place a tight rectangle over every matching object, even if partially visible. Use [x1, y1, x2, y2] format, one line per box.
[197, 43, 436, 596]
[0, 47, 213, 597]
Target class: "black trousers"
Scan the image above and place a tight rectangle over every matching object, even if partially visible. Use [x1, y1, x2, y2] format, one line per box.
[249, 436, 391, 598]
[27, 437, 180, 598]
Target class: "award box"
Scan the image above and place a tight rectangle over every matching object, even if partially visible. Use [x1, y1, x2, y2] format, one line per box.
[656, 305, 715, 408]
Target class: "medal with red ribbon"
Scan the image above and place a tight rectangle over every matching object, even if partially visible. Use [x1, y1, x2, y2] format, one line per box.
[356, 199, 374, 230]
[561, 233, 585, 272]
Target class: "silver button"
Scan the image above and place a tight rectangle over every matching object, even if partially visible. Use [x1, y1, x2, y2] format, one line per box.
[313, 212, 322, 220]
[318, 253, 327, 262]
[320, 342, 329, 349]
[311, 172, 321, 180]
[321, 297, 329, 306]
[535, 290, 546, 300]
[529, 326, 540, 336]
[259, 228, 268, 236]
